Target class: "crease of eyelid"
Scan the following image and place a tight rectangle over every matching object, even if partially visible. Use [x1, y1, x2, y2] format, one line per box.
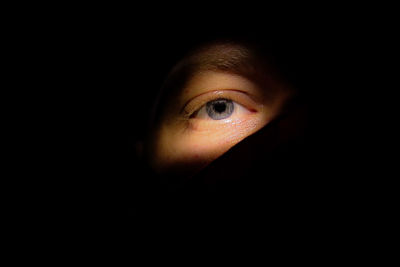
[180, 89, 262, 118]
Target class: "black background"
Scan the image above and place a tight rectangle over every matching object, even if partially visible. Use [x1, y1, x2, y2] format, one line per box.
[14, 5, 391, 252]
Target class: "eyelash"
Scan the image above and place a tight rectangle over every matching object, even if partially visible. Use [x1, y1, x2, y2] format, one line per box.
[182, 90, 260, 119]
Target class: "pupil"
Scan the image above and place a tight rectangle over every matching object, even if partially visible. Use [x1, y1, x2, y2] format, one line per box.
[213, 102, 226, 113]
[206, 99, 234, 120]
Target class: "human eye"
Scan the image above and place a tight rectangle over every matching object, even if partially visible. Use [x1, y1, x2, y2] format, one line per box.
[194, 98, 237, 120]
[182, 89, 263, 131]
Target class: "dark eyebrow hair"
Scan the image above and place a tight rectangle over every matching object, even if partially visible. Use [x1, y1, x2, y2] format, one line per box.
[172, 43, 260, 81]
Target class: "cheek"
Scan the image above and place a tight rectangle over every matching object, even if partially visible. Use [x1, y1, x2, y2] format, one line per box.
[152, 113, 269, 173]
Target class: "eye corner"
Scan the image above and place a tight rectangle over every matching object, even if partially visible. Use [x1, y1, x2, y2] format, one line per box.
[248, 106, 259, 113]
[188, 109, 199, 119]
[180, 105, 193, 118]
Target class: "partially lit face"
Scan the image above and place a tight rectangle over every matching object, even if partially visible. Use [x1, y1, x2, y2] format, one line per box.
[147, 42, 292, 175]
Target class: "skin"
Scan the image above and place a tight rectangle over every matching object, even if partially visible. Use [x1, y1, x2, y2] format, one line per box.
[147, 43, 293, 175]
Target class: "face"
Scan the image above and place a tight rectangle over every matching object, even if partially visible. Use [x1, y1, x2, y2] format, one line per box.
[147, 42, 293, 175]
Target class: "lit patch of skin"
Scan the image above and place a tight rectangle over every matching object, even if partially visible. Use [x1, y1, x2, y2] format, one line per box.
[149, 70, 291, 175]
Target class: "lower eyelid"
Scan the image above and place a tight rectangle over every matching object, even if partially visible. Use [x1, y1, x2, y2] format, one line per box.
[187, 111, 260, 133]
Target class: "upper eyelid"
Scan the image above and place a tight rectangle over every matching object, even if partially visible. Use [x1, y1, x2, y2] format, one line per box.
[182, 89, 249, 110]
[181, 89, 261, 117]
[175, 69, 266, 115]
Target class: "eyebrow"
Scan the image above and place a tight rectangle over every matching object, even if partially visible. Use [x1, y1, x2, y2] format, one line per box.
[175, 43, 259, 81]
